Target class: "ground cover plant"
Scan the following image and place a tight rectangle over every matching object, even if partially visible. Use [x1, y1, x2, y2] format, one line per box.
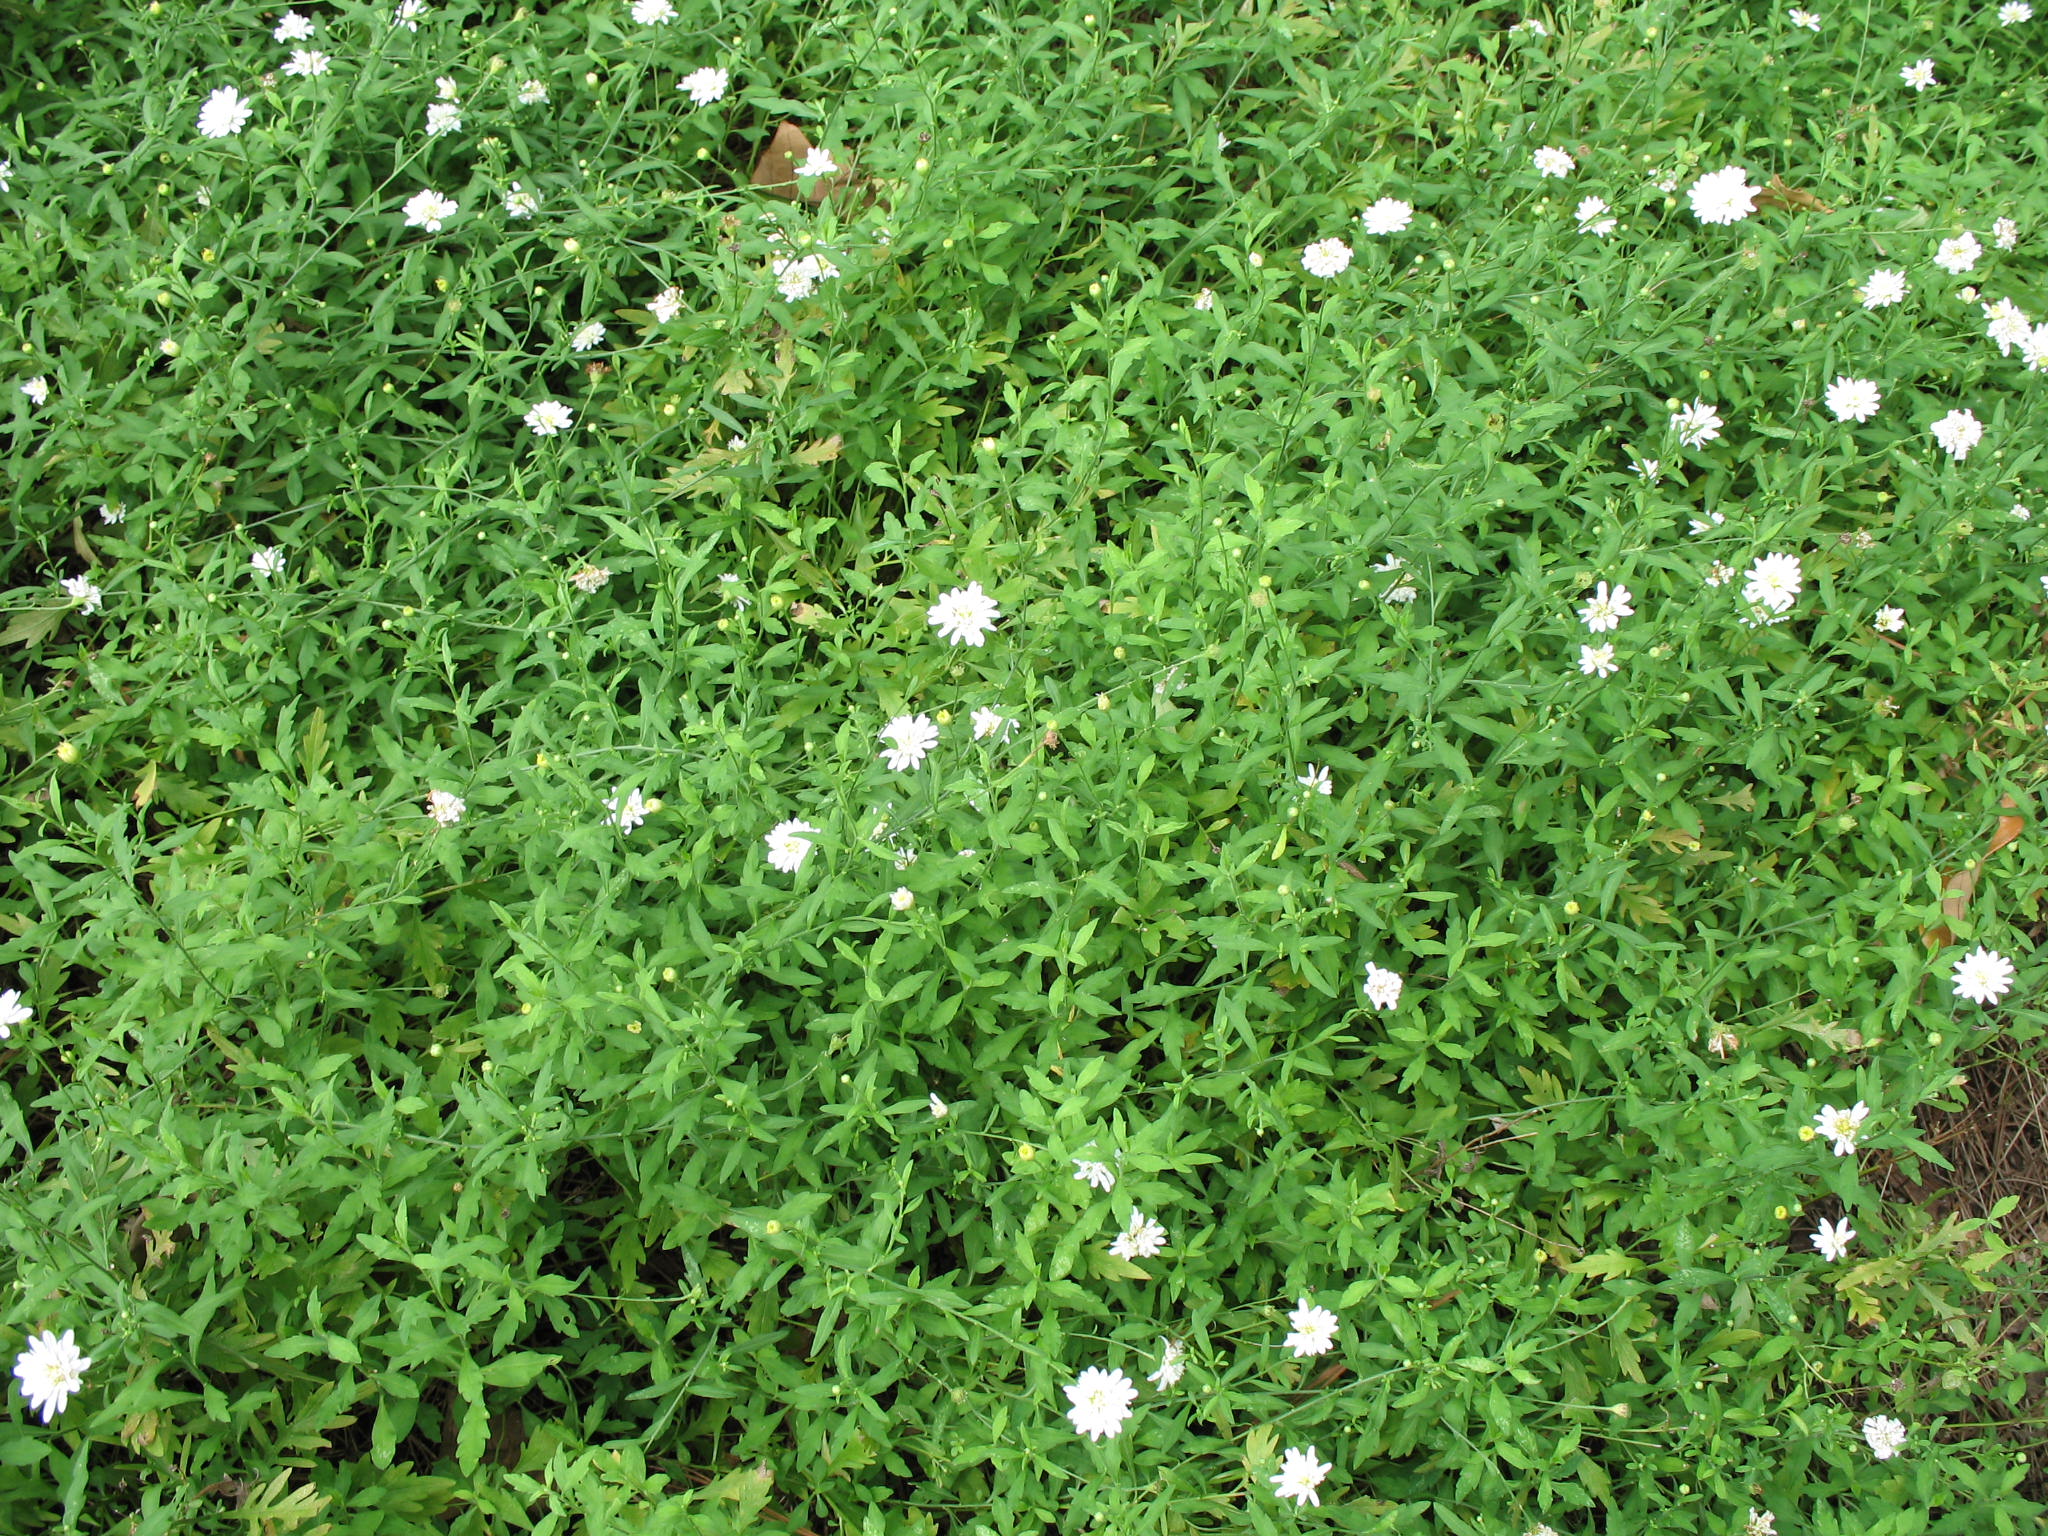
[3, 0, 2048, 1531]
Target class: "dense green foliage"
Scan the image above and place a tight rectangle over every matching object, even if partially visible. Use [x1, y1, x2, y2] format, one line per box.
[3, 0, 2047, 1531]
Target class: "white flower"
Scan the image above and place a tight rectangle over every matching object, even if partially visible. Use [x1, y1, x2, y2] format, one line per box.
[1788, 7, 1821, 27]
[12, 1331, 90, 1423]
[525, 400, 572, 437]
[679, 66, 730, 104]
[1283, 1299, 1340, 1357]
[1631, 457, 1661, 483]
[1873, 606, 1905, 634]
[726, 434, 747, 451]
[2000, 0, 2033, 20]
[1193, 287, 1215, 311]
[1900, 58, 1937, 91]
[1248, 251, 1264, 267]
[970, 706, 1013, 741]
[1385, 582, 1417, 603]
[61, 575, 103, 614]
[393, 0, 425, 29]
[1688, 166, 1759, 225]
[605, 786, 651, 833]
[1933, 232, 1982, 275]
[927, 581, 1001, 646]
[1360, 198, 1414, 235]
[648, 286, 684, 322]
[21, 375, 49, 406]
[1812, 1216, 1855, 1261]
[1575, 196, 1616, 235]
[425, 789, 465, 826]
[1813, 1101, 1870, 1156]
[1532, 146, 1574, 178]
[569, 563, 611, 593]
[281, 50, 331, 77]
[1670, 398, 1724, 448]
[764, 818, 818, 873]
[1148, 1339, 1186, 1389]
[98, 504, 125, 524]
[1301, 238, 1352, 278]
[197, 86, 254, 139]
[1993, 215, 2020, 247]
[1824, 376, 1882, 423]
[1510, 16, 1549, 35]
[518, 79, 549, 105]
[570, 322, 606, 352]
[1858, 268, 1909, 308]
[1109, 1211, 1168, 1260]
[1363, 962, 1403, 1011]
[1742, 552, 1802, 613]
[0, 160, 11, 193]
[771, 252, 840, 301]
[796, 147, 839, 178]
[928, 1091, 946, 1116]
[425, 101, 463, 137]
[1747, 1510, 1779, 1536]
[1271, 1445, 1333, 1507]
[0, 988, 30, 1040]
[1930, 408, 1983, 461]
[1297, 764, 1333, 796]
[435, 76, 459, 100]
[1577, 581, 1634, 633]
[503, 183, 539, 219]
[2015, 503, 2033, 521]
[1705, 560, 1734, 586]
[1073, 1159, 1116, 1192]
[630, 0, 675, 22]
[891, 887, 916, 912]
[1063, 1366, 1138, 1441]
[1863, 1415, 1908, 1460]
[1984, 299, 2032, 355]
[1952, 945, 2015, 1004]
[402, 188, 459, 231]
[1577, 643, 1619, 678]
[250, 547, 285, 578]
[2026, 324, 2048, 372]
[273, 9, 315, 41]
[879, 713, 940, 772]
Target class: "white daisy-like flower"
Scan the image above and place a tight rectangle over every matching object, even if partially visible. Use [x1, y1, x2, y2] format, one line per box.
[1363, 962, 1403, 1011]
[796, 147, 839, 178]
[1993, 215, 2020, 247]
[425, 789, 465, 826]
[1073, 1159, 1116, 1192]
[402, 188, 459, 232]
[1863, 1415, 1908, 1460]
[970, 706, 1013, 741]
[0, 160, 12, 193]
[251, 547, 285, 578]
[518, 79, 549, 105]
[1063, 1367, 1138, 1441]
[1984, 299, 2032, 356]
[1575, 196, 1616, 235]
[1577, 581, 1634, 633]
[1952, 945, 2015, 1004]
[1824, 377, 1882, 422]
[569, 563, 611, 593]
[1873, 606, 1905, 634]
[771, 252, 839, 302]
[1670, 398, 1724, 448]
[570, 322, 606, 352]
[281, 49, 331, 77]
[1742, 551, 1802, 612]
[1631, 457, 1661, 483]
[891, 887, 915, 912]
[1148, 1338, 1187, 1389]
[425, 101, 463, 137]
[196, 86, 254, 139]
[1193, 287, 1216, 311]
[503, 183, 539, 219]
[1788, 7, 1821, 27]
[927, 582, 1001, 646]
[393, 0, 425, 29]
[765, 818, 818, 873]
[879, 714, 939, 772]
[1858, 268, 1909, 308]
[679, 66, 729, 104]
[61, 575, 103, 614]
[1532, 146, 1574, 178]
[98, 504, 125, 524]
[1812, 1216, 1855, 1261]
[1360, 198, 1414, 235]
[21, 375, 50, 406]
[1687, 166, 1758, 225]
[12, 1330, 90, 1423]
[1283, 1299, 1340, 1357]
[435, 76, 458, 100]
[726, 434, 747, 451]
[524, 400, 573, 437]
[2025, 324, 2048, 372]
[274, 9, 315, 41]
[630, 0, 675, 22]
[1934, 232, 1982, 275]
[1930, 408, 1983, 461]
[1271, 1445, 1333, 1508]
[1577, 643, 1619, 678]
[2000, 1, 2033, 20]
[605, 786, 651, 832]
[1900, 58, 1937, 91]
[1297, 764, 1333, 796]
[1301, 238, 1352, 278]
[0, 987, 31, 1039]
[1108, 1211, 1168, 1260]
[1813, 1101, 1870, 1156]
[648, 286, 684, 322]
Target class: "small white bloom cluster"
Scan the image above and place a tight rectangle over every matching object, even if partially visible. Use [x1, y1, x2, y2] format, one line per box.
[1360, 197, 1414, 236]
[1687, 166, 1758, 226]
[1301, 237, 1352, 278]
[679, 66, 729, 104]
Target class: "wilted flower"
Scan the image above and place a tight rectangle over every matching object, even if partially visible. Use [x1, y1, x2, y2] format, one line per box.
[765, 818, 818, 873]
[1993, 215, 2020, 246]
[1688, 166, 1758, 225]
[927, 1092, 946, 1116]
[1148, 1338, 1187, 1389]
[1063, 1367, 1138, 1441]
[569, 564, 611, 593]
[503, 183, 539, 219]
[1952, 945, 2015, 1004]
[1283, 1299, 1340, 1357]
[196, 86, 254, 139]
[12, 1331, 90, 1423]
[1271, 1445, 1333, 1507]
[1193, 287, 1215, 310]
[1630, 457, 1661, 482]
[517, 79, 549, 104]
[425, 789, 465, 826]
